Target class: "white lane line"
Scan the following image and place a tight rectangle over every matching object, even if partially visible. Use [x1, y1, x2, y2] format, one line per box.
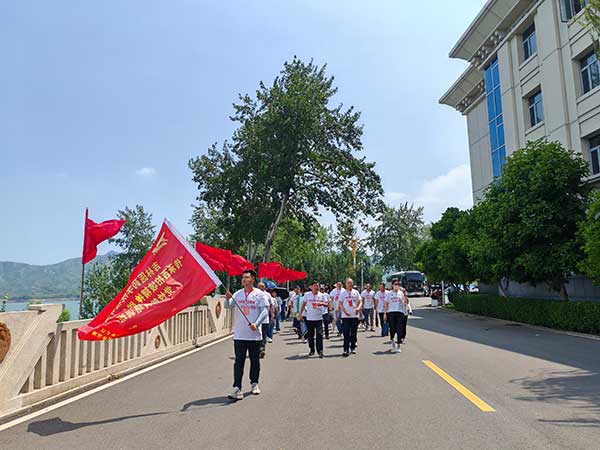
[0, 334, 233, 432]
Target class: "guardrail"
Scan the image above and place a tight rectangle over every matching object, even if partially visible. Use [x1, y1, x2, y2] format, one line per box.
[0, 296, 232, 421]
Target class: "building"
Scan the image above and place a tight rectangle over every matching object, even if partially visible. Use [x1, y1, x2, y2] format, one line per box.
[440, 0, 600, 203]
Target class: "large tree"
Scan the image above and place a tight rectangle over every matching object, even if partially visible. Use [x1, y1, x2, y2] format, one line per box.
[368, 203, 426, 271]
[189, 57, 383, 263]
[474, 140, 590, 298]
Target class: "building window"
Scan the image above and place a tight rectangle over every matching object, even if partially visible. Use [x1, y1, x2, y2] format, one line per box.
[581, 52, 600, 94]
[485, 58, 506, 178]
[522, 24, 537, 60]
[528, 91, 544, 127]
[562, 0, 588, 21]
[590, 136, 600, 175]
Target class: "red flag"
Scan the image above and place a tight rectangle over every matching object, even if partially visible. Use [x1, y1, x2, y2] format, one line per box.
[258, 262, 283, 280]
[275, 267, 307, 283]
[228, 253, 254, 276]
[82, 209, 126, 264]
[77, 220, 221, 341]
[195, 242, 232, 272]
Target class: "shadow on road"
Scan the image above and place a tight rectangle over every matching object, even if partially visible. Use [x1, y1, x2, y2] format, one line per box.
[27, 413, 169, 436]
[181, 395, 238, 412]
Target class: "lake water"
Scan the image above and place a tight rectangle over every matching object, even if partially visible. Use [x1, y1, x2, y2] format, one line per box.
[2, 300, 81, 320]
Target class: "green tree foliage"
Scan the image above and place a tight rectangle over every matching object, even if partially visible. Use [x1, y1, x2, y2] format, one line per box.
[474, 140, 590, 297]
[57, 308, 71, 323]
[82, 205, 155, 319]
[1, 293, 7, 313]
[578, 192, 600, 283]
[189, 57, 383, 263]
[580, 1, 600, 46]
[368, 203, 426, 271]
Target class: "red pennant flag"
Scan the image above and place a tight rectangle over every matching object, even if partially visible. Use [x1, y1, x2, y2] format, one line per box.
[258, 262, 284, 280]
[82, 209, 126, 264]
[194, 242, 232, 273]
[228, 253, 254, 276]
[275, 267, 307, 284]
[77, 220, 221, 341]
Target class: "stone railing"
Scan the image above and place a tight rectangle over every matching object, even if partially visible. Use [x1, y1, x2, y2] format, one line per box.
[0, 296, 232, 421]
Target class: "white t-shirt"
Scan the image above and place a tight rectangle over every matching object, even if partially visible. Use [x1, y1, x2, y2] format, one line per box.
[321, 292, 331, 315]
[302, 292, 328, 321]
[231, 288, 269, 340]
[375, 290, 388, 313]
[361, 289, 375, 309]
[339, 289, 361, 318]
[384, 290, 408, 314]
[330, 288, 342, 311]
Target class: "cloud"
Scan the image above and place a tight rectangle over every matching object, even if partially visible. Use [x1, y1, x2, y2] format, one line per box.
[135, 167, 156, 176]
[414, 164, 473, 223]
[385, 192, 408, 202]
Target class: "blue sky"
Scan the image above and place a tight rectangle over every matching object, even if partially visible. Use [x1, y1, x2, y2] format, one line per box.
[0, 0, 482, 265]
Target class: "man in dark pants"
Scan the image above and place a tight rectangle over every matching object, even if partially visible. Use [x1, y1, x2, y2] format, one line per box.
[257, 282, 273, 358]
[320, 285, 332, 339]
[299, 280, 328, 357]
[339, 278, 363, 357]
[224, 270, 269, 400]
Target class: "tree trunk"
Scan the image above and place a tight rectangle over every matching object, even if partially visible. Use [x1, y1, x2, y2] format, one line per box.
[498, 278, 510, 297]
[559, 283, 569, 301]
[263, 192, 289, 262]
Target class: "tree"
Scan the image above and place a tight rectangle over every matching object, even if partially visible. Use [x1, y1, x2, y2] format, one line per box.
[368, 203, 425, 271]
[82, 205, 155, 319]
[474, 140, 590, 298]
[578, 192, 600, 283]
[580, 1, 600, 46]
[189, 57, 383, 263]
[1, 293, 7, 313]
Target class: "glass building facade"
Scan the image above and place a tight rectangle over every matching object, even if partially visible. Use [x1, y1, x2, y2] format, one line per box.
[485, 58, 506, 178]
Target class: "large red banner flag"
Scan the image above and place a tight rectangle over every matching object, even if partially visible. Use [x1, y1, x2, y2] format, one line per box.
[194, 242, 232, 272]
[228, 253, 254, 276]
[77, 220, 221, 341]
[275, 267, 307, 284]
[258, 262, 283, 280]
[82, 209, 126, 264]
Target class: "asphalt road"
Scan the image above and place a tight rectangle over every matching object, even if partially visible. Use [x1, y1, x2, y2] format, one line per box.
[1, 297, 599, 450]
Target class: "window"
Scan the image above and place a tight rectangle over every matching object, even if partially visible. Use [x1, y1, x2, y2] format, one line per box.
[522, 24, 537, 60]
[562, 0, 588, 21]
[485, 58, 506, 178]
[590, 136, 600, 175]
[528, 91, 544, 127]
[581, 52, 600, 94]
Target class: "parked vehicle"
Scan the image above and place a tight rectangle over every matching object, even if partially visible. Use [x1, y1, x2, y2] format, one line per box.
[384, 271, 427, 296]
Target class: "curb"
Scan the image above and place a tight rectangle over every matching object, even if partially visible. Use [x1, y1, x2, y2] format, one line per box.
[432, 307, 600, 341]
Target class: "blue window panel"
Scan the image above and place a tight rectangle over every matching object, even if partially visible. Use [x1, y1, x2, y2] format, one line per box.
[498, 124, 505, 147]
[496, 115, 503, 126]
[499, 146, 506, 167]
[486, 70, 494, 92]
[494, 88, 503, 114]
[487, 94, 495, 122]
[490, 124, 498, 150]
[492, 63, 500, 88]
[492, 150, 501, 178]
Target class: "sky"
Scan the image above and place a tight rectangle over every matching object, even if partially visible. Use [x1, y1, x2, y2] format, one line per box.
[0, 0, 483, 265]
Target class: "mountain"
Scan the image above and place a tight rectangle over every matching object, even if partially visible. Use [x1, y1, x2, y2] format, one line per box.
[0, 252, 115, 300]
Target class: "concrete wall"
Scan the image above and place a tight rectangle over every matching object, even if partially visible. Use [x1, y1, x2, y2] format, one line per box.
[0, 297, 233, 421]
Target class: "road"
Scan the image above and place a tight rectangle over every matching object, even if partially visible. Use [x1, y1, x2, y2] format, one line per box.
[1, 297, 599, 450]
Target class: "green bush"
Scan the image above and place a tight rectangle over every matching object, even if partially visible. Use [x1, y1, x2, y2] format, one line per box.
[57, 308, 71, 323]
[451, 293, 600, 335]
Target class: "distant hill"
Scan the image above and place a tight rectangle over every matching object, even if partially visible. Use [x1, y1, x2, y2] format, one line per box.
[0, 252, 115, 300]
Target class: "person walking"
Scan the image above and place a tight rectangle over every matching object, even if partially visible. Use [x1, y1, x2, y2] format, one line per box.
[225, 269, 269, 400]
[320, 285, 332, 340]
[339, 278, 363, 357]
[383, 280, 408, 353]
[299, 281, 329, 358]
[271, 290, 282, 333]
[329, 281, 343, 336]
[374, 283, 388, 337]
[257, 282, 274, 357]
[360, 283, 376, 332]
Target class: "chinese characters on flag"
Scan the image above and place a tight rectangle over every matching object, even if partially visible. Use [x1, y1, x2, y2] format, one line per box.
[77, 220, 221, 341]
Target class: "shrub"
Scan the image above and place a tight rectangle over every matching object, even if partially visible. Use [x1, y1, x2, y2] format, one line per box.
[451, 293, 600, 335]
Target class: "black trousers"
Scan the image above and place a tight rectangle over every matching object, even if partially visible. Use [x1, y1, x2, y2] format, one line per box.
[233, 339, 261, 388]
[379, 312, 387, 336]
[260, 323, 269, 352]
[306, 319, 323, 353]
[322, 313, 330, 339]
[388, 312, 407, 344]
[342, 317, 359, 353]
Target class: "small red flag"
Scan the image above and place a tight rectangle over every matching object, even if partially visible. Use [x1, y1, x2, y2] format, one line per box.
[258, 262, 284, 280]
[275, 267, 307, 284]
[77, 220, 221, 341]
[228, 253, 254, 276]
[195, 242, 232, 273]
[82, 209, 126, 264]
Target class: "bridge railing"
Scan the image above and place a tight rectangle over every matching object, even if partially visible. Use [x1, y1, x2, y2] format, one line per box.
[0, 296, 232, 421]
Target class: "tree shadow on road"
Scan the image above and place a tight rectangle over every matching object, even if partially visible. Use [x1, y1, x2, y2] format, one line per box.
[27, 412, 169, 436]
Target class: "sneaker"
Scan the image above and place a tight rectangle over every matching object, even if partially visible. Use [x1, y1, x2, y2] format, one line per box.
[391, 342, 397, 353]
[251, 383, 261, 395]
[400, 339, 404, 345]
[267, 337, 273, 343]
[318, 352, 324, 358]
[351, 349, 357, 354]
[342, 352, 350, 357]
[228, 387, 243, 400]
[308, 351, 315, 357]
[396, 345, 402, 353]
[370, 327, 375, 332]
[303, 339, 307, 344]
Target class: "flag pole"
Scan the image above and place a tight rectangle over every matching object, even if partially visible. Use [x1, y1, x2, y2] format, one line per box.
[79, 208, 88, 319]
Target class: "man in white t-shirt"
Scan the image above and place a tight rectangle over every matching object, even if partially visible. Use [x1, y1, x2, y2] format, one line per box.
[361, 283, 376, 332]
[329, 281, 343, 336]
[224, 269, 269, 400]
[339, 278, 363, 357]
[320, 285, 332, 339]
[299, 281, 329, 358]
[374, 282, 388, 337]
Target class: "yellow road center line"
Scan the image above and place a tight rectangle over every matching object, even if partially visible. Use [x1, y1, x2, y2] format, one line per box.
[423, 360, 495, 412]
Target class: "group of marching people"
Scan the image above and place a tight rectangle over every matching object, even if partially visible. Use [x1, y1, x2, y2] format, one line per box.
[223, 269, 411, 400]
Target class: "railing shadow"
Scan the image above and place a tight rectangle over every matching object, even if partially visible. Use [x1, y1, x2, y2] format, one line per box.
[27, 413, 169, 436]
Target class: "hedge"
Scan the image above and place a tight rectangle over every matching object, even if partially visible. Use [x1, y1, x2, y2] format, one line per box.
[450, 293, 600, 335]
